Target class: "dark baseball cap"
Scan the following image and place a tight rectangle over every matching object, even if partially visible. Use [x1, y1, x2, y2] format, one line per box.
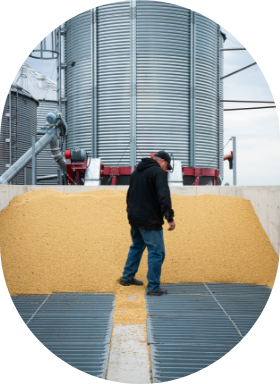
[154, 151, 173, 170]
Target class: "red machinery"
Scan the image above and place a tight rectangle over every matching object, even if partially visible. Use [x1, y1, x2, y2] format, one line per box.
[65, 149, 104, 185]
[64, 151, 219, 186]
[182, 167, 219, 186]
[101, 165, 219, 185]
[224, 151, 234, 169]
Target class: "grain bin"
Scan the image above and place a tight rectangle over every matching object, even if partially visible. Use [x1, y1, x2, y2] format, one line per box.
[14, 65, 59, 185]
[64, 0, 225, 185]
[0, 84, 38, 185]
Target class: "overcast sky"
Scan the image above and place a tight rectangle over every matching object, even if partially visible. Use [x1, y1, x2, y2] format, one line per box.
[5, 1, 280, 186]
[220, 27, 280, 186]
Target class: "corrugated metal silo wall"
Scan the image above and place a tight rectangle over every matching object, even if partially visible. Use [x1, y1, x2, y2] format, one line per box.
[64, 0, 224, 175]
[97, 2, 131, 165]
[65, 10, 93, 154]
[136, 1, 190, 164]
[0, 94, 14, 182]
[0, 90, 37, 184]
[0, 95, 10, 179]
[195, 13, 218, 169]
[219, 33, 224, 180]
[36, 100, 59, 185]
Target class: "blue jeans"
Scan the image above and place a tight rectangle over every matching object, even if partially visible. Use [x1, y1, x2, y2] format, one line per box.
[122, 226, 165, 292]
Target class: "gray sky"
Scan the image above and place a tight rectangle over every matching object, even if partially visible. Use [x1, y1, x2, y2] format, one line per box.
[6, 1, 280, 186]
[220, 27, 280, 186]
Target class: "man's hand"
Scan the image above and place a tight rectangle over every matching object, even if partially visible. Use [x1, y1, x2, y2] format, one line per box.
[168, 221, 176, 231]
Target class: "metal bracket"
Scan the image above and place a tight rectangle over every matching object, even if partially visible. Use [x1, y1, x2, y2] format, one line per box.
[51, 155, 62, 163]
[109, 167, 120, 175]
[51, 155, 63, 162]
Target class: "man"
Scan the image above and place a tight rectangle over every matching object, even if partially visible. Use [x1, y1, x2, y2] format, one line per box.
[120, 151, 176, 296]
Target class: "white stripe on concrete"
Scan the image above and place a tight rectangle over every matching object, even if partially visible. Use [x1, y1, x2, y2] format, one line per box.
[106, 324, 151, 383]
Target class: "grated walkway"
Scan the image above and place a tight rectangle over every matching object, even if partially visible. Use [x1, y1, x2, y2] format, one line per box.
[146, 283, 271, 382]
[12, 292, 115, 378]
[11, 284, 271, 382]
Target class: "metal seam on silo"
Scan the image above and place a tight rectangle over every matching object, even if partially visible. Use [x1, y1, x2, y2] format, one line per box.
[130, 0, 137, 172]
[220, 29, 223, 179]
[56, 27, 62, 112]
[220, 50, 222, 177]
[92, 8, 98, 158]
[9, 90, 12, 176]
[190, 10, 195, 167]
[221, 33, 224, 179]
[217, 25, 220, 174]
[195, 13, 220, 170]
[16, 90, 18, 185]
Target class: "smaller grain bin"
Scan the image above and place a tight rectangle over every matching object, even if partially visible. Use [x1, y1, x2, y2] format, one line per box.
[0, 83, 38, 184]
[14, 65, 60, 185]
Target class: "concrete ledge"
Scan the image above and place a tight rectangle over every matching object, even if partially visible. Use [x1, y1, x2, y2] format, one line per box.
[0, 185, 279, 255]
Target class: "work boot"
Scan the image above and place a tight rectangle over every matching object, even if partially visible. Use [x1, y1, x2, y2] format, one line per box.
[146, 287, 167, 296]
[120, 278, 144, 286]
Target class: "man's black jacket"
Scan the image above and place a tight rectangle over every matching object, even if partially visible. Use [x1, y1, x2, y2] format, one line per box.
[126, 158, 174, 230]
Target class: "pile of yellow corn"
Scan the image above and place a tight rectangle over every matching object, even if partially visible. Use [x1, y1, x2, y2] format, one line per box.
[0, 188, 278, 297]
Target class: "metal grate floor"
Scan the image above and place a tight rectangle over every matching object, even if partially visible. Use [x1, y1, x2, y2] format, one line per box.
[146, 283, 271, 382]
[12, 292, 115, 378]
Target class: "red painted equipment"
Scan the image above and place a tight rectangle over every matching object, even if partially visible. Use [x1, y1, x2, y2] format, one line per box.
[65, 149, 94, 185]
[65, 150, 75, 184]
[182, 166, 219, 185]
[65, 151, 219, 186]
[224, 151, 233, 169]
[102, 164, 219, 186]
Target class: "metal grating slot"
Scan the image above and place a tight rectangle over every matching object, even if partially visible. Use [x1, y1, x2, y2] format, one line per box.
[146, 283, 271, 382]
[206, 283, 271, 336]
[12, 292, 115, 378]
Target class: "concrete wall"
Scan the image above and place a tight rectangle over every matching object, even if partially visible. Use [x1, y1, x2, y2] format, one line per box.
[0, 185, 279, 256]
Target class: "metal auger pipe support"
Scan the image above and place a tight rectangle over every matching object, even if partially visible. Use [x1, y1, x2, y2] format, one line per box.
[0, 128, 58, 185]
[49, 129, 67, 174]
